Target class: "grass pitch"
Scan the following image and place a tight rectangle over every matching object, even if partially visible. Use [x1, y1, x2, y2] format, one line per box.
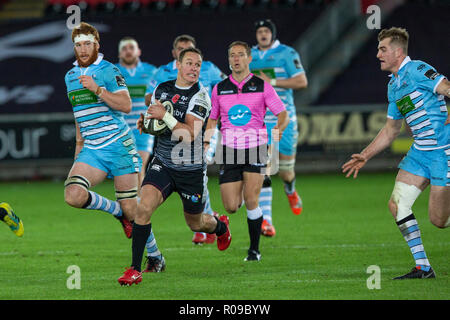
[0, 172, 448, 300]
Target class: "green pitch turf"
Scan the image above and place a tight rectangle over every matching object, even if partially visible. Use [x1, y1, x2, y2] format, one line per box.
[0, 172, 448, 300]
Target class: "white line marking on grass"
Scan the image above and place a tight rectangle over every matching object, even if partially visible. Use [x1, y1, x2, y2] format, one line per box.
[1, 242, 448, 256]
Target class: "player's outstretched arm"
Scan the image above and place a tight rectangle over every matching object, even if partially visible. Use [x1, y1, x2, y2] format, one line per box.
[342, 118, 402, 178]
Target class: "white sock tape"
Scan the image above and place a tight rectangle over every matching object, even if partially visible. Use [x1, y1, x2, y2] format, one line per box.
[247, 207, 263, 220]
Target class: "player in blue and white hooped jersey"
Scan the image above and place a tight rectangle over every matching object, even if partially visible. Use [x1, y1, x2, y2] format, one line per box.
[250, 19, 308, 236]
[145, 34, 225, 245]
[115, 37, 166, 272]
[343, 27, 450, 280]
[64, 22, 141, 241]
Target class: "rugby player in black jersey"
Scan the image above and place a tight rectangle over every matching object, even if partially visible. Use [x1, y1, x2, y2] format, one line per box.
[118, 48, 231, 286]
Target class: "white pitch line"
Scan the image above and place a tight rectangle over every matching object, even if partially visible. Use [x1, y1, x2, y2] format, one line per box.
[1, 241, 448, 256]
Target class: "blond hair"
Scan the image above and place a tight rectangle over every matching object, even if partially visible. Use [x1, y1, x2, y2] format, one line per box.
[378, 27, 409, 55]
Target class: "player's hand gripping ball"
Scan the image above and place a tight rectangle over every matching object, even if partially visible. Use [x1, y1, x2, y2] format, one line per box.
[143, 101, 174, 136]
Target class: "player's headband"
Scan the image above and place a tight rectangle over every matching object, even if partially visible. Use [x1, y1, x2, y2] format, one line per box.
[119, 39, 138, 52]
[73, 33, 97, 44]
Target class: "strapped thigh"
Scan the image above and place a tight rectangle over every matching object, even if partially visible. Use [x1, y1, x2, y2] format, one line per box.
[115, 189, 138, 201]
[279, 159, 295, 172]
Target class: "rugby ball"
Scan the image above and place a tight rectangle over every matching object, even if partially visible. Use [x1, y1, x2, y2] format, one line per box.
[142, 101, 174, 136]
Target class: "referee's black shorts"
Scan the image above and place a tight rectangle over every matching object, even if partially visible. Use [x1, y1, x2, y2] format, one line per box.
[218, 144, 268, 185]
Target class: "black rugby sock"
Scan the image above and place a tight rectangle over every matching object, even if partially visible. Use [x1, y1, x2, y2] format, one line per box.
[213, 216, 227, 236]
[131, 222, 152, 272]
[247, 216, 263, 252]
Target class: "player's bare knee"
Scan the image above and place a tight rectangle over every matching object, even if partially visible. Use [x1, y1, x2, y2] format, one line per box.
[430, 216, 446, 229]
[224, 202, 239, 214]
[119, 200, 137, 220]
[428, 209, 448, 229]
[244, 199, 258, 210]
[64, 175, 91, 208]
[279, 169, 294, 182]
[64, 186, 87, 208]
[135, 206, 150, 225]
[137, 200, 153, 216]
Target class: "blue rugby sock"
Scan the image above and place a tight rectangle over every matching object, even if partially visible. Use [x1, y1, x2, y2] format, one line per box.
[397, 213, 431, 271]
[146, 230, 162, 259]
[259, 186, 273, 224]
[284, 178, 296, 195]
[84, 191, 122, 217]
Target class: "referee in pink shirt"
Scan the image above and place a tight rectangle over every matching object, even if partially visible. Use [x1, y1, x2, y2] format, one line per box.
[206, 41, 288, 261]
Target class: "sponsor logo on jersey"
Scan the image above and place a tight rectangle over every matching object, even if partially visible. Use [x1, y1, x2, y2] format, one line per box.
[228, 104, 252, 126]
[172, 94, 180, 104]
[396, 95, 415, 116]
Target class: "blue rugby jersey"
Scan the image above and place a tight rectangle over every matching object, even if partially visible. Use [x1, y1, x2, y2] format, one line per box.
[65, 54, 130, 149]
[387, 56, 448, 150]
[115, 61, 157, 131]
[250, 40, 305, 123]
[146, 59, 225, 96]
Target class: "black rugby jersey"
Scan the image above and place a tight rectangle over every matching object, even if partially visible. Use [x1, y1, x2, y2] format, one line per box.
[150, 80, 211, 171]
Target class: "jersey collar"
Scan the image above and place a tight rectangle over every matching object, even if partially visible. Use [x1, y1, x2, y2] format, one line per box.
[389, 56, 411, 78]
[255, 40, 280, 59]
[229, 72, 254, 88]
[255, 39, 280, 51]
